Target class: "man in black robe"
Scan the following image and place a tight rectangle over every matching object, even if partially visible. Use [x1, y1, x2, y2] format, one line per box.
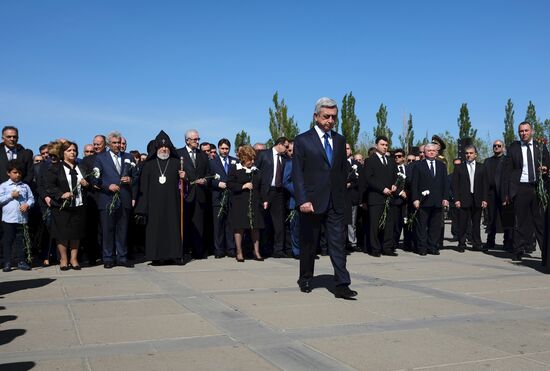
[135, 131, 185, 263]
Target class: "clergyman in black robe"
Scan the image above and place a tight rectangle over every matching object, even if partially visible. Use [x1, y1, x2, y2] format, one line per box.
[135, 131, 185, 262]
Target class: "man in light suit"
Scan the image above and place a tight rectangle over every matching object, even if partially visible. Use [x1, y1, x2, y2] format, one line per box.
[292, 97, 356, 299]
[502, 121, 550, 263]
[209, 138, 237, 258]
[94, 131, 135, 268]
[411, 143, 450, 256]
[452, 145, 488, 252]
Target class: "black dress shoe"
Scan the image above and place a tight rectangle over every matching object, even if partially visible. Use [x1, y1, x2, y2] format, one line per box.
[214, 254, 226, 259]
[457, 246, 466, 253]
[299, 281, 312, 293]
[272, 252, 288, 258]
[428, 249, 440, 255]
[382, 251, 398, 256]
[418, 250, 427, 256]
[71, 265, 82, 270]
[118, 261, 134, 268]
[334, 286, 358, 299]
[513, 252, 523, 262]
[60, 265, 70, 271]
[104, 262, 114, 269]
[370, 251, 381, 257]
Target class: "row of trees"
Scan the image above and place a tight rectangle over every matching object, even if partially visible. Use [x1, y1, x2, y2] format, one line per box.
[234, 92, 550, 170]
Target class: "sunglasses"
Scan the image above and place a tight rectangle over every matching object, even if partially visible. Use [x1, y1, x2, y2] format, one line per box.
[407, 159, 414, 163]
[493, 144, 502, 148]
[394, 154, 403, 158]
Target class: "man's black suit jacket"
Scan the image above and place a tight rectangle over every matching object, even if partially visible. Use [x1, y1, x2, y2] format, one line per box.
[0, 144, 34, 184]
[503, 140, 550, 201]
[208, 155, 237, 207]
[411, 159, 449, 207]
[176, 147, 209, 204]
[364, 154, 397, 206]
[452, 162, 488, 208]
[292, 128, 346, 214]
[255, 148, 287, 201]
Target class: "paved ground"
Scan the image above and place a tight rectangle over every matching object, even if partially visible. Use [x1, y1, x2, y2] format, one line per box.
[1, 226, 550, 371]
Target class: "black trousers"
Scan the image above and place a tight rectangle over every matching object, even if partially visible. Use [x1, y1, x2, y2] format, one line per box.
[486, 191, 512, 248]
[513, 183, 544, 254]
[457, 205, 482, 248]
[184, 200, 205, 258]
[3, 222, 24, 263]
[212, 204, 235, 256]
[299, 200, 350, 287]
[368, 203, 394, 253]
[416, 206, 443, 253]
[265, 188, 285, 254]
[392, 203, 405, 249]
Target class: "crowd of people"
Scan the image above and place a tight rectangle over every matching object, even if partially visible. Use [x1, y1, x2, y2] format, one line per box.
[1, 98, 549, 299]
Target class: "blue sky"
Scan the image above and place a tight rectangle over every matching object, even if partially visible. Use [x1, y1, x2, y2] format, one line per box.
[1, 0, 549, 155]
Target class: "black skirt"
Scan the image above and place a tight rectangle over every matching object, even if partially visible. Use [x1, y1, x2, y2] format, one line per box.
[51, 206, 86, 240]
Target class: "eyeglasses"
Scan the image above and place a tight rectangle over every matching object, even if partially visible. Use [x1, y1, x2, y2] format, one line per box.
[4, 136, 18, 139]
[187, 138, 200, 141]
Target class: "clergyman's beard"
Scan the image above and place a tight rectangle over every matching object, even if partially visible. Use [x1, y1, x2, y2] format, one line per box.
[157, 152, 169, 160]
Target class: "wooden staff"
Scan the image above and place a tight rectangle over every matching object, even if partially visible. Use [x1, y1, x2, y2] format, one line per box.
[180, 156, 184, 242]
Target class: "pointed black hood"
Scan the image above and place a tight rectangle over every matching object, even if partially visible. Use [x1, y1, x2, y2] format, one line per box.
[146, 130, 179, 161]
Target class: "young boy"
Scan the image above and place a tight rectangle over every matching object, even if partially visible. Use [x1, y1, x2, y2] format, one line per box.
[0, 161, 34, 271]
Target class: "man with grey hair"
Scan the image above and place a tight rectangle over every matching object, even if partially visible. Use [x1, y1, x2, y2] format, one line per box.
[177, 129, 210, 259]
[292, 97, 356, 299]
[94, 130, 136, 268]
[253, 143, 266, 153]
[411, 142, 449, 255]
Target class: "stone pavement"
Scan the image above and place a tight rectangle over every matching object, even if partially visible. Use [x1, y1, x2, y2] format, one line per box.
[2, 226, 550, 371]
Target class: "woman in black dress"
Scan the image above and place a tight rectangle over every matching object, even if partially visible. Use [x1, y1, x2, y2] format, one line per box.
[45, 141, 90, 270]
[227, 145, 264, 262]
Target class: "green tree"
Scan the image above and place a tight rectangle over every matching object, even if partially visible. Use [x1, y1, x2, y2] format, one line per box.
[268, 91, 299, 145]
[438, 131, 457, 173]
[373, 103, 393, 147]
[340, 92, 361, 151]
[543, 119, 550, 141]
[457, 103, 477, 139]
[234, 130, 250, 151]
[525, 100, 543, 138]
[399, 113, 415, 151]
[503, 98, 516, 146]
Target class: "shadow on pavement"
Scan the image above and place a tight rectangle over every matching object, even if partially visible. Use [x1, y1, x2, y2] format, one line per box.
[0, 362, 35, 371]
[0, 278, 55, 297]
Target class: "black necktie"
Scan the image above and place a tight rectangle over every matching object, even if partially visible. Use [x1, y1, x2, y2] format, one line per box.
[429, 161, 435, 177]
[64, 162, 78, 207]
[526, 142, 535, 183]
[399, 165, 404, 174]
[275, 154, 283, 187]
[382, 156, 387, 166]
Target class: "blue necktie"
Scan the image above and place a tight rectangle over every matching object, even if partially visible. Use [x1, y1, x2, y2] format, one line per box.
[224, 157, 229, 174]
[324, 133, 333, 166]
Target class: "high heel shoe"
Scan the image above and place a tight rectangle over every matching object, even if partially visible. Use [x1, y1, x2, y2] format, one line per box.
[60, 265, 70, 271]
[253, 255, 264, 261]
[236, 256, 245, 262]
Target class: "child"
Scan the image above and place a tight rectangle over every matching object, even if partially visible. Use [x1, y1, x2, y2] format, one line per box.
[0, 160, 34, 271]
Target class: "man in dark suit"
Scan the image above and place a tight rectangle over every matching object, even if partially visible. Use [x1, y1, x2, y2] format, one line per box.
[411, 143, 450, 255]
[503, 121, 550, 262]
[484, 140, 511, 250]
[292, 97, 356, 299]
[452, 145, 488, 252]
[209, 138, 237, 258]
[256, 136, 289, 258]
[94, 131, 135, 268]
[363, 136, 398, 256]
[391, 148, 408, 252]
[0, 126, 33, 184]
[177, 129, 210, 259]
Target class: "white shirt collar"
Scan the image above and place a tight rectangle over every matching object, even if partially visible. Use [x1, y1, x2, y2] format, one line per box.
[314, 125, 330, 140]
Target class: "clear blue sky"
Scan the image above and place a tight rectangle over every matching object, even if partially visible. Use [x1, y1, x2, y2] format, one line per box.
[1, 0, 549, 155]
